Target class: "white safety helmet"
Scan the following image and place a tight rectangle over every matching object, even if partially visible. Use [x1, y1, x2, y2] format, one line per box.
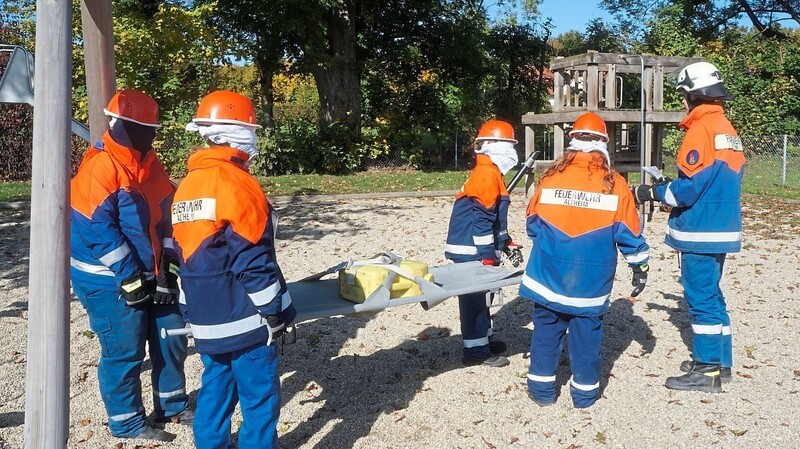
[676, 61, 733, 101]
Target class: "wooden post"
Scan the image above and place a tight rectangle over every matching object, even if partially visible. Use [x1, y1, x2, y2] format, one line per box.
[80, 0, 115, 143]
[24, 0, 72, 447]
[605, 64, 617, 109]
[586, 64, 599, 110]
[525, 125, 536, 197]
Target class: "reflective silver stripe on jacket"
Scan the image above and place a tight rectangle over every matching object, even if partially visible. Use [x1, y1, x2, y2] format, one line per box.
[668, 228, 741, 243]
[623, 251, 649, 264]
[527, 373, 556, 383]
[521, 274, 609, 308]
[70, 258, 114, 277]
[472, 234, 494, 245]
[248, 282, 283, 308]
[445, 244, 478, 255]
[190, 314, 264, 340]
[98, 243, 131, 266]
[692, 323, 722, 335]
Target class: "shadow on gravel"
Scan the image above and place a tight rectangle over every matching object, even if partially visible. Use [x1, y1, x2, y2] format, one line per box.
[647, 292, 692, 353]
[273, 200, 414, 243]
[276, 296, 532, 449]
[0, 209, 31, 291]
[0, 411, 24, 428]
[601, 298, 657, 392]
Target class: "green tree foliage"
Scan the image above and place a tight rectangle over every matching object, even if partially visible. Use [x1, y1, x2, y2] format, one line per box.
[602, 0, 800, 40]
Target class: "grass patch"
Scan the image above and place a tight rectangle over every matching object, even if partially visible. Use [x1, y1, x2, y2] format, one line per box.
[0, 182, 31, 202]
[258, 169, 471, 196]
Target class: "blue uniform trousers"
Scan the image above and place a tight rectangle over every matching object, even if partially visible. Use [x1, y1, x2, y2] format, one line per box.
[73, 284, 189, 437]
[681, 252, 731, 367]
[458, 292, 492, 359]
[527, 304, 603, 408]
[194, 343, 281, 449]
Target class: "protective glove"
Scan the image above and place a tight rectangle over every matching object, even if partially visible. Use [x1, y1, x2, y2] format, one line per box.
[630, 263, 649, 297]
[153, 254, 180, 305]
[502, 240, 525, 268]
[633, 184, 658, 205]
[261, 314, 285, 346]
[119, 272, 156, 306]
[482, 258, 499, 267]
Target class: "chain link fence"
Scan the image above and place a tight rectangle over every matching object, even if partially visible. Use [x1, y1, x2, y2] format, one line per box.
[662, 135, 800, 194]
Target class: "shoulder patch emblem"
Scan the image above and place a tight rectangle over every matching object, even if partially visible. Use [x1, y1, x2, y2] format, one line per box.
[686, 149, 700, 165]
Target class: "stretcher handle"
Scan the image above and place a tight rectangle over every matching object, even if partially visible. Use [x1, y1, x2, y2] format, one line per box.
[160, 326, 192, 339]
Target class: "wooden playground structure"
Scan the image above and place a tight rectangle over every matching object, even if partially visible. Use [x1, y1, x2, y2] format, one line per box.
[521, 51, 704, 192]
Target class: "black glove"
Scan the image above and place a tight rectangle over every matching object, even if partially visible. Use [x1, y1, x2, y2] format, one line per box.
[262, 314, 285, 346]
[630, 263, 649, 297]
[119, 272, 156, 306]
[633, 184, 658, 205]
[153, 255, 180, 305]
[501, 240, 525, 268]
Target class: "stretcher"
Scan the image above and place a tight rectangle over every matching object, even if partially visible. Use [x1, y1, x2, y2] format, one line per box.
[161, 253, 523, 338]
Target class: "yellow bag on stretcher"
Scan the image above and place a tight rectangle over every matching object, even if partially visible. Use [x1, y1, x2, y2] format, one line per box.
[338, 259, 435, 304]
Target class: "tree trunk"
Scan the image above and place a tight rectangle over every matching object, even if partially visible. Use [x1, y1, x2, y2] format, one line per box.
[309, 5, 361, 134]
[257, 65, 275, 130]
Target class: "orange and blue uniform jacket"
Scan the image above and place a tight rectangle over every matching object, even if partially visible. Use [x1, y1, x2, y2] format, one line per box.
[654, 104, 745, 254]
[445, 154, 511, 262]
[171, 146, 296, 355]
[70, 133, 175, 291]
[519, 152, 649, 317]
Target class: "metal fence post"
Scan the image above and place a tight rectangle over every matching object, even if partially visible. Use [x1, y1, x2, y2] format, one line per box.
[783, 134, 788, 187]
[454, 131, 458, 169]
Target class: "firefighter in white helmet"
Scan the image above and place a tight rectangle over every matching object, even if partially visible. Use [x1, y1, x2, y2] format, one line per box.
[634, 61, 745, 393]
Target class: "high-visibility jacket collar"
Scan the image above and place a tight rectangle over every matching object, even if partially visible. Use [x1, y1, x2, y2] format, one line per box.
[101, 132, 155, 168]
[680, 103, 725, 130]
[568, 150, 605, 168]
[187, 146, 250, 172]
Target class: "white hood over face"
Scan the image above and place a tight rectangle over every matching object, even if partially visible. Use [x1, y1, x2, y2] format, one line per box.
[186, 122, 259, 165]
[568, 138, 610, 165]
[476, 141, 519, 175]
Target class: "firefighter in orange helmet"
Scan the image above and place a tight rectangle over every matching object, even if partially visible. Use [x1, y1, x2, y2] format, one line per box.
[70, 89, 190, 441]
[521, 112, 649, 408]
[173, 90, 296, 448]
[444, 119, 521, 367]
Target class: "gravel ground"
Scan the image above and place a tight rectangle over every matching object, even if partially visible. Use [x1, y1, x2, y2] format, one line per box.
[0, 193, 798, 449]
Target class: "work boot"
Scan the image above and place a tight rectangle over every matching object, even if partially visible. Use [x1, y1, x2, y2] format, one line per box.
[127, 425, 176, 442]
[462, 354, 510, 368]
[680, 360, 732, 383]
[489, 340, 507, 355]
[665, 362, 722, 393]
[153, 407, 194, 425]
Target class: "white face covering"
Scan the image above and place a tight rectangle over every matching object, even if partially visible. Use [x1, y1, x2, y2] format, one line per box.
[568, 138, 610, 165]
[475, 141, 519, 175]
[186, 122, 259, 166]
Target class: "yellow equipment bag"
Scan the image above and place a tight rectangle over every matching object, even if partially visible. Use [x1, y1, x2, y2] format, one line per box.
[338, 259, 435, 304]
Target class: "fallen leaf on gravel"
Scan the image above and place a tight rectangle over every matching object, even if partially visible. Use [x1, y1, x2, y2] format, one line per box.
[510, 436, 519, 443]
[114, 444, 123, 449]
[700, 398, 713, 404]
[79, 419, 90, 426]
[745, 345, 756, 359]
[668, 400, 683, 405]
[666, 347, 676, 357]
[737, 371, 753, 379]
[473, 419, 484, 425]
[78, 430, 93, 443]
[793, 370, 800, 377]
[481, 436, 496, 448]
[645, 373, 659, 377]
[416, 330, 431, 341]
[594, 432, 607, 444]
[543, 432, 553, 438]
[730, 429, 748, 437]
[78, 371, 88, 382]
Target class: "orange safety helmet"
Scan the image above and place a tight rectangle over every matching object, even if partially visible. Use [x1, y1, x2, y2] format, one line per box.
[103, 89, 161, 127]
[191, 90, 262, 128]
[568, 112, 608, 142]
[476, 119, 517, 144]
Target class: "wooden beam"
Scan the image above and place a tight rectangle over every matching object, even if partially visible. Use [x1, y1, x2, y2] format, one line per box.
[653, 65, 664, 111]
[521, 109, 686, 125]
[80, 0, 116, 143]
[553, 70, 563, 112]
[25, 0, 72, 446]
[604, 64, 617, 109]
[551, 52, 705, 70]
